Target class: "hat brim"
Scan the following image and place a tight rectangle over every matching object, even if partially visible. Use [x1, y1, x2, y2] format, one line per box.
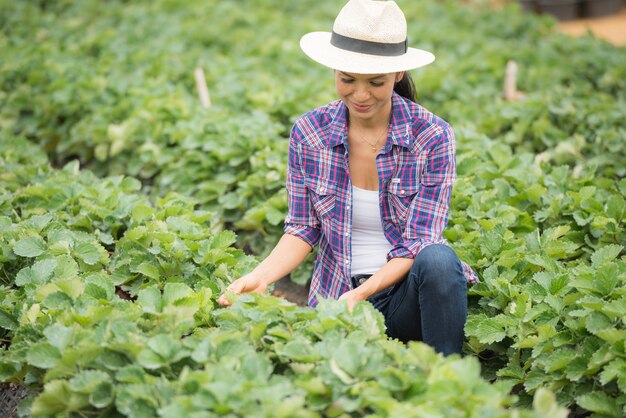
[300, 32, 435, 74]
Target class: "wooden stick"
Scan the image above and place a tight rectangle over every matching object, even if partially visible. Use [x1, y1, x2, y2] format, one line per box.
[194, 67, 211, 109]
[503, 60, 518, 101]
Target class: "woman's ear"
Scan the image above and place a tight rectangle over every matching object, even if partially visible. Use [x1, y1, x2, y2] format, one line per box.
[395, 71, 405, 83]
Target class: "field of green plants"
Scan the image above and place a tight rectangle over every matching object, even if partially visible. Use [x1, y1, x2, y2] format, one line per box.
[1, 0, 624, 416]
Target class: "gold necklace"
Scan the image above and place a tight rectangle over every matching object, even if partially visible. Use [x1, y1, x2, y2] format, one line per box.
[353, 122, 389, 153]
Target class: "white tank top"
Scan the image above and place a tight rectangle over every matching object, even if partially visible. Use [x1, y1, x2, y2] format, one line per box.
[350, 186, 393, 276]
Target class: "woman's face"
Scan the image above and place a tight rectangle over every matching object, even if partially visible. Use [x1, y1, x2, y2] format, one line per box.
[335, 70, 404, 123]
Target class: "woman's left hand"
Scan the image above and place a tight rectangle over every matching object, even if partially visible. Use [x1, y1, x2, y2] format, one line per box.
[338, 289, 367, 311]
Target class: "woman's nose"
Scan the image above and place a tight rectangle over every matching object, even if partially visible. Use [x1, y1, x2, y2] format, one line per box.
[353, 84, 370, 101]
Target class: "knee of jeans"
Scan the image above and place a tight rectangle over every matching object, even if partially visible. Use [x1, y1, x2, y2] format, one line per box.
[410, 245, 464, 289]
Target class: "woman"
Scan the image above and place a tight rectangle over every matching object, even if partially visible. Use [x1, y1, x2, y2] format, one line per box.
[218, 0, 478, 356]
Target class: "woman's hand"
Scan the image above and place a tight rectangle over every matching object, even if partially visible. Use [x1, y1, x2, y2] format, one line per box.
[217, 273, 268, 306]
[338, 288, 367, 312]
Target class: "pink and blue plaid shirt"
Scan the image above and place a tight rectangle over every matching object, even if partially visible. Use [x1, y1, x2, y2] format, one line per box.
[284, 92, 479, 307]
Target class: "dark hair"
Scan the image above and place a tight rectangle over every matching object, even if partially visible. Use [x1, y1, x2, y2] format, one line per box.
[394, 72, 417, 103]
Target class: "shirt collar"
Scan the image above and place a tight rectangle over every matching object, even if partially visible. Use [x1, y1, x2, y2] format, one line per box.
[327, 91, 412, 149]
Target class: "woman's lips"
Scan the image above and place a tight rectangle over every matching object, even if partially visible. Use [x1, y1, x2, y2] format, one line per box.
[351, 103, 371, 112]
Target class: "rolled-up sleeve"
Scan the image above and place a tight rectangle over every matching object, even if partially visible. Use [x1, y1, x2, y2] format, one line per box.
[388, 126, 456, 259]
[283, 124, 321, 248]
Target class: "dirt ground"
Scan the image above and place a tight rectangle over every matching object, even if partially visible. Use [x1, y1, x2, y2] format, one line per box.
[558, 7, 626, 46]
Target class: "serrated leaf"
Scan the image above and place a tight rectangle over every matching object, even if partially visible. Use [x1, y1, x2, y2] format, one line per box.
[585, 311, 613, 334]
[22, 214, 53, 231]
[541, 348, 576, 373]
[44, 324, 73, 350]
[27, 342, 62, 369]
[14, 236, 47, 257]
[74, 242, 100, 265]
[465, 314, 507, 344]
[69, 370, 111, 393]
[0, 309, 18, 331]
[211, 230, 237, 249]
[533, 388, 567, 418]
[30, 380, 88, 416]
[137, 287, 162, 314]
[594, 329, 626, 345]
[134, 262, 160, 280]
[162, 282, 193, 306]
[54, 255, 79, 280]
[329, 358, 356, 385]
[42, 292, 73, 310]
[132, 205, 155, 223]
[576, 391, 621, 417]
[89, 381, 113, 408]
[595, 264, 619, 296]
[29, 258, 57, 285]
[599, 359, 626, 391]
[591, 245, 623, 267]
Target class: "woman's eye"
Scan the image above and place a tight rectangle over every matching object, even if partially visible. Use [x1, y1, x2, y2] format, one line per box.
[370, 82, 384, 87]
[341, 78, 354, 84]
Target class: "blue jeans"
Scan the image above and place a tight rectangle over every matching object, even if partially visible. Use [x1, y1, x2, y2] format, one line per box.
[351, 245, 467, 356]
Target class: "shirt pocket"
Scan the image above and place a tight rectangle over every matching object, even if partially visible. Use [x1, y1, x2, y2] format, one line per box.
[387, 180, 419, 224]
[305, 176, 337, 220]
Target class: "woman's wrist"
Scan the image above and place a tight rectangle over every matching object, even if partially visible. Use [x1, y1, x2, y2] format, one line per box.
[353, 282, 375, 300]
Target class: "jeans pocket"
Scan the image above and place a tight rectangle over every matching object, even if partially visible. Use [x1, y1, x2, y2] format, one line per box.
[367, 287, 393, 312]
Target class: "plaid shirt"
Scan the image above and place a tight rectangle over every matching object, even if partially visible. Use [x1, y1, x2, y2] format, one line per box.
[284, 92, 479, 307]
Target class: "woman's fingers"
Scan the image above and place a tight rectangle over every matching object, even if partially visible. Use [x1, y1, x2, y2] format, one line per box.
[217, 277, 250, 306]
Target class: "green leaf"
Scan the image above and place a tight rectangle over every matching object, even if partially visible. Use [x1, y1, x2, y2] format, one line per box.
[137, 286, 162, 314]
[89, 381, 114, 408]
[576, 391, 621, 417]
[135, 262, 160, 280]
[533, 388, 567, 418]
[595, 264, 619, 296]
[465, 314, 507, 344]
[599, 359, 626, 392]
[44, 324, 73, 350]
[162, 283, 193, 306]
[132, 204, 155, 223]
[22, 214, 53, 231]
[211, 230, 237, 249]
[585, 311, 613, 334]
[43, 291, 74, 310]
[54, 255, 79, 280]
[591, 245, 623, 267]
[74, 242, 100, 265]
[0, 309, 18, 331]
[27, 342, 62, 369]
[30, 380, 88, 417]
[69, 370, 111, 393]
[594, 329, 626, 345]
[13, 236, 47, 257]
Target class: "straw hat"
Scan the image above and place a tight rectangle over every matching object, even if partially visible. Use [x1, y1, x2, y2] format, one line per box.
[300, 0, 435, 74]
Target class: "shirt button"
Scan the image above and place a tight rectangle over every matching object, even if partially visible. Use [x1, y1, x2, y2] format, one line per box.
[345, 259, 350, 264]
[346, 205, 351, 211]
[400, 190, 406, 195]
[344, 232, 349, 237]
[319, 187, 325, 193]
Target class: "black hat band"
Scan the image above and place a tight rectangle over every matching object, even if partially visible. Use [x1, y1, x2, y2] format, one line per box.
[330, 31, 408, 57]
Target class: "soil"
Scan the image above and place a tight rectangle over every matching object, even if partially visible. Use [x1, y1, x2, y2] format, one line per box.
[271, 276, 309, 307]
[557, 6, 626, 46]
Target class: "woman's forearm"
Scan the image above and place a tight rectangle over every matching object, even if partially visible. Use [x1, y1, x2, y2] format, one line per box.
[353, 257, 414, 300]
[252, 233, 313, 285]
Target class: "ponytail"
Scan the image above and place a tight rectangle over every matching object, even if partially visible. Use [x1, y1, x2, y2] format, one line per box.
[394, 72, 417, 103]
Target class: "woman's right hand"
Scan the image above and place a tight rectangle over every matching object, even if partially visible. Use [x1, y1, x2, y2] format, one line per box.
[217, 273, 268, 307]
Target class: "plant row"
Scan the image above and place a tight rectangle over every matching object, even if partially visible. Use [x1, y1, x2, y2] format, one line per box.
[1, 0, 625, 415]
[0, 138, 565, 417]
